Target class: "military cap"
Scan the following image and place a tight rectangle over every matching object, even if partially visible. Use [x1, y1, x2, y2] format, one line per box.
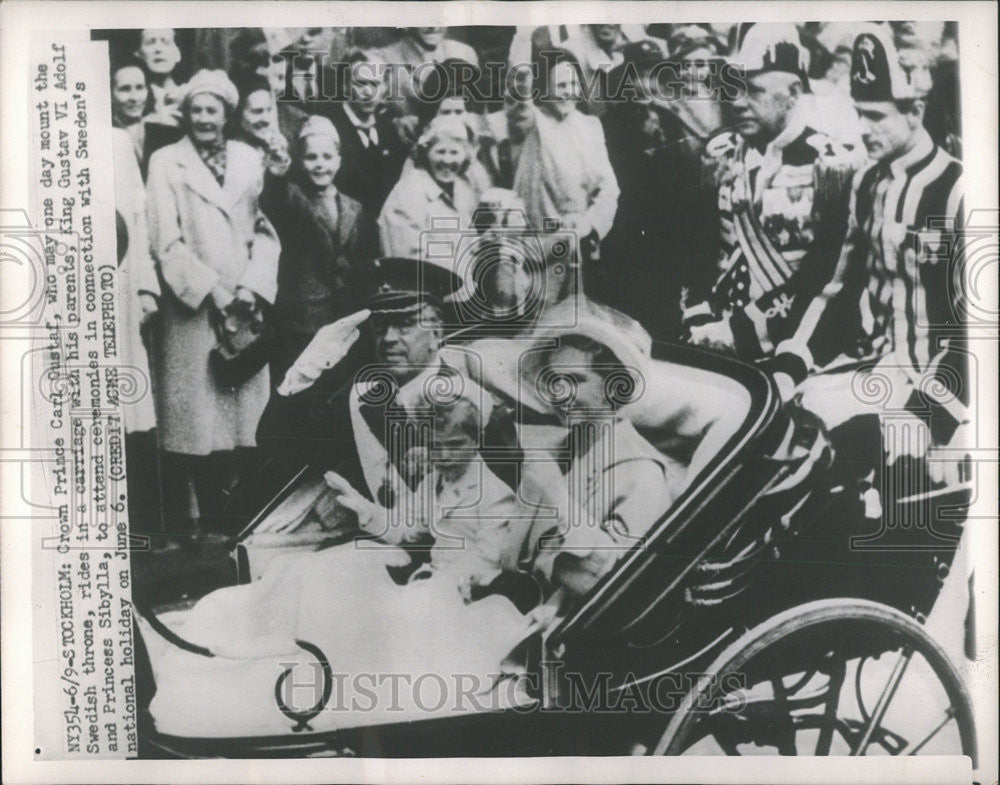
[731, 23, 810, 91]
[622, 39, 666, 69]
[366, 257, 463, 313]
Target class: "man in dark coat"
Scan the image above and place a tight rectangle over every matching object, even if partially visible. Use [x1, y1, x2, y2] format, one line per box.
[256, 258, 519, 502]
[317, 50, 409, 216]
[682, 23, 860, 360]
[600, 40, 702, 341]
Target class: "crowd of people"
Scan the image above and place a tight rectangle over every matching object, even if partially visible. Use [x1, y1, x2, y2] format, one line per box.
[105, 23, 968, 624]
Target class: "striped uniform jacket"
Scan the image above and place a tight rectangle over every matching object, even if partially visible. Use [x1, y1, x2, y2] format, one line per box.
[685, 123, 860, 359]
[772, 129, 966, 441]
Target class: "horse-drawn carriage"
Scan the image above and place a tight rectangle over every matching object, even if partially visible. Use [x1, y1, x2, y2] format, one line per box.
[132, 339, 976, 762]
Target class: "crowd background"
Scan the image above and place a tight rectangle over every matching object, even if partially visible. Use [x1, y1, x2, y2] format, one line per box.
[94, 22, 963, 549]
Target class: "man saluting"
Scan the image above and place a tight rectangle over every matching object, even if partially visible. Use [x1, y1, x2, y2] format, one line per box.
[257, 257, 516, 504]
[684, 23, 861, 359]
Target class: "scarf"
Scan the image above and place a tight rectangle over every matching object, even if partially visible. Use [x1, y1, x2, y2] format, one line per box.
[513, 108, 603, 231]
[194, 139, 227, 186]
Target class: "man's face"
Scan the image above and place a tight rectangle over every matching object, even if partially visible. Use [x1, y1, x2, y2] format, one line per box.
[855, 100, 919, 161]
[137, 29, 180, 76]
[294, 27, 333, 54]
[412, 27, 445, 50]
[371, 307, 441, 381]
[349, 61, 386, 116]
[731, 71, 799, 142]
[504, 65, 535, 139]
[589, 25, 621, 47]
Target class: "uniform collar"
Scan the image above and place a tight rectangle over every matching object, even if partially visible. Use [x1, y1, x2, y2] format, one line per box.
[888, 127, 934, 176]
[396, 358, 447, 409]
[745, 115, 806, 165]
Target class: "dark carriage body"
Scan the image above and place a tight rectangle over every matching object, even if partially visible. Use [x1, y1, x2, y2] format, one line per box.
[134, 341, 969, 759]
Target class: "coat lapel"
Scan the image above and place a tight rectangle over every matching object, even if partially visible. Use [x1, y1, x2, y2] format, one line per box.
[223, 141, 262, 213]
[336, 192, 361, 247]
[175, 136, 230, 214]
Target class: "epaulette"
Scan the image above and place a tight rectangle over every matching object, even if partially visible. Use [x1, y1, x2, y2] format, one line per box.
[813, 139, 865, 211]
[701, 130, 740, 188]
[703, 130, 740, 160]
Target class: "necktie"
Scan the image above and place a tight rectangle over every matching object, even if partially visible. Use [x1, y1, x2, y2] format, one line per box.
[359, 126, 377, 149]
[498, 138, 513, 188]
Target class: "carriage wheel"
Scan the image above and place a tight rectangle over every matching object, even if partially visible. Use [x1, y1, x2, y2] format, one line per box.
[653, 599, 976, 763]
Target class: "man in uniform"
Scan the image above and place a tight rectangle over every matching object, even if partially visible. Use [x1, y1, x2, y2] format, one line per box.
[769, 26, 967, 485]
[256, 257, 519, 504]
[683, 23, 861, 360]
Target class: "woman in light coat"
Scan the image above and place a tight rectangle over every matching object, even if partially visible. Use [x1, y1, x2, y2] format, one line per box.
[113, 126, 165, 543]
[513, 50, 620, 244]
[145, 69, 280, 537]
[378, 115, 482, 268]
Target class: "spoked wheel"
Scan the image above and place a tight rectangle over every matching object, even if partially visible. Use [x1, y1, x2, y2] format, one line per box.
[653, 599, 976, 762]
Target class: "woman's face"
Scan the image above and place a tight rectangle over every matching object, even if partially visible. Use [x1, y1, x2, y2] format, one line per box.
[680, 46, 717, 87]
[111, 66, 149, 123]
[301, 134, 341, 189]
[186, 93, 227, 148]
[436, 96, 467, 119]
[547, 61, 580, 119]
[427, 138, 465, 185]
[545, 345, 609, 416]
[240, 89, 274, 140]
[137, 29, 180, 76]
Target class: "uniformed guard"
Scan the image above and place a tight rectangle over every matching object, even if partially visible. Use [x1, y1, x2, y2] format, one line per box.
[769, 25, 967, 486]
[683, 22, 862, 360]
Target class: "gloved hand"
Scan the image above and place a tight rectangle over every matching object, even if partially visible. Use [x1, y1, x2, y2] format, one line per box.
[277, 309, 371, 395]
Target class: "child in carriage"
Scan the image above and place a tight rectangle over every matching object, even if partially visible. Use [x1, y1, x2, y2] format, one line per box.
[143, 395, 538, 737]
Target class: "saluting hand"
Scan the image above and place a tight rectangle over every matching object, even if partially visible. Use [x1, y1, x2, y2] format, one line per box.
[277, 309, 371, 395]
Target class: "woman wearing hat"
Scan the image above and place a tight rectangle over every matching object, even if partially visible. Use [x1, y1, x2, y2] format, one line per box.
[378, 114, 483, 262]
[146, 68, 280, 539]
[520, 311, 683, 611]
[258, 113, 374, 382]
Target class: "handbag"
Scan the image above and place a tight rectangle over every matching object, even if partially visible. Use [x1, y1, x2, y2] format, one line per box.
[209, 294, 275, 388]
